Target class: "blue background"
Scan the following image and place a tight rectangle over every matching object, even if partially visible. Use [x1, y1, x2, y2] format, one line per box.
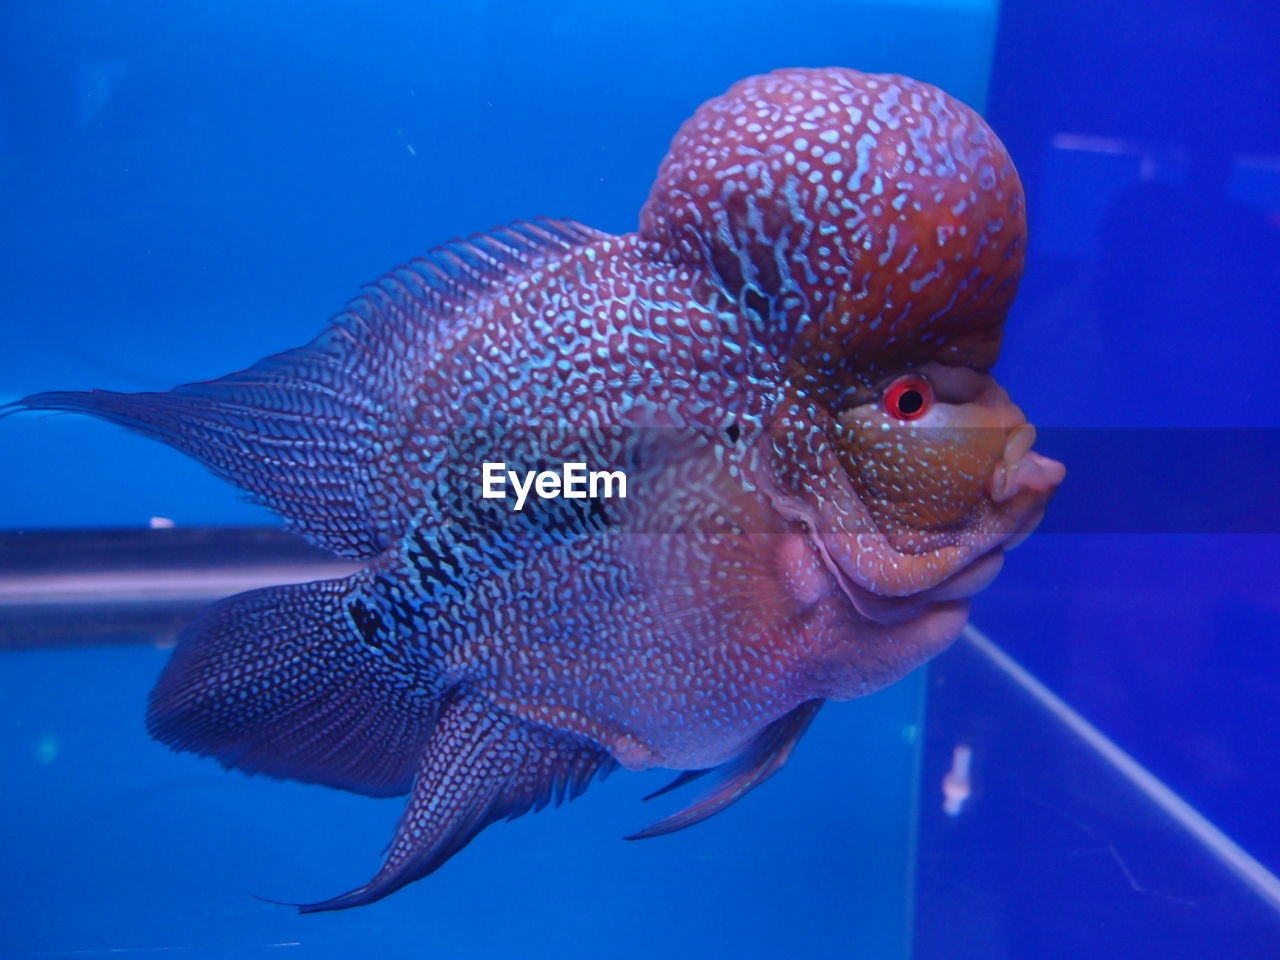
[983, 0, 1280, 890]
[1, 644, 927, 958]
[2, 0, 1279, 954]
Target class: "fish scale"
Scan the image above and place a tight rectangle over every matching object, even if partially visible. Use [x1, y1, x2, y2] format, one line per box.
[6, 66, 1064, 912]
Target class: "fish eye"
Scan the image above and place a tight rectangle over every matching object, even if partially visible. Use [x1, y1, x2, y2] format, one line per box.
[882, 374, 933, 421]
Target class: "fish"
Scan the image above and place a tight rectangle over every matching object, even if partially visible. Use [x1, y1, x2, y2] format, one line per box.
[6, 67, 1064, 911]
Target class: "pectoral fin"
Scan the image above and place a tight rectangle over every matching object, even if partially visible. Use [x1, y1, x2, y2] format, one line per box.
[626, 699, 823, 840]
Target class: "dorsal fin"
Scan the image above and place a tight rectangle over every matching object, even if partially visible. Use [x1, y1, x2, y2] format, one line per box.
[9, 218, 608, 559]
[373, 218, 600, 323]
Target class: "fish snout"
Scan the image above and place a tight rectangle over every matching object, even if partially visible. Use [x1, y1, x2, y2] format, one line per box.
[988, 423, 1065, 504]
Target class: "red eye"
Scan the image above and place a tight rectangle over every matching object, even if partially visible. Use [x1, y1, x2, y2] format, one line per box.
[882, 375, 933, 420]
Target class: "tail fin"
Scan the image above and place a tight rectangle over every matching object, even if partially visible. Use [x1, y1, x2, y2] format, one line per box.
[148, 572, 439, 798]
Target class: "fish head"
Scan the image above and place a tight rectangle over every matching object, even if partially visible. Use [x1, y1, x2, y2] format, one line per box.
[642, 66, 1063, 695]
[736, 358, 1064, 701]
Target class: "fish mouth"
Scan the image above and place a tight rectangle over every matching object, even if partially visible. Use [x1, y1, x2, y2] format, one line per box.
[813, 531, 1006, 626]
[751, 403, 1063, 621]
[800, 450, 1061, 623]
[853, 414, 1065, 558]
[979, 423, 1065, 553]
[988, 423, 1066, 505]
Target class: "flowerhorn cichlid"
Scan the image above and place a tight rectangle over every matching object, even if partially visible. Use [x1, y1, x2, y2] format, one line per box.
[8, 67, 1064, 911]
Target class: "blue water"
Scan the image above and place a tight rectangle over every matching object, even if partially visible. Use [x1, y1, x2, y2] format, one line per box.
[3, 0, 1279, 956]
[2, 645, 924, 958]
[985, 0, 1280, 888]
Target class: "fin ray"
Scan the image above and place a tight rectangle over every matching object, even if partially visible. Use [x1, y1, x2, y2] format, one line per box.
[626, 699, 823, 840]
[641, 768, 711, 802]
[147, 572, 440, 798]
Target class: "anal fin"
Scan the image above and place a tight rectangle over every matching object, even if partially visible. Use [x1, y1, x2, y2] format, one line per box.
[297, 691, 615, 913]
[626, 699, 823, 841]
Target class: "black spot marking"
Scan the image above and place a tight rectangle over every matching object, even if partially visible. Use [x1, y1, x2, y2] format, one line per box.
[349, 600, 386, 649]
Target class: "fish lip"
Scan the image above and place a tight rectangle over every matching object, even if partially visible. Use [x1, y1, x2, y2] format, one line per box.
[996, 486, 1055, 550]
[797, 472, 1057, 617]
[988, 423, 1066, 504]
[753, 462, 1003, 615]
[811, 528, 1006, 624]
